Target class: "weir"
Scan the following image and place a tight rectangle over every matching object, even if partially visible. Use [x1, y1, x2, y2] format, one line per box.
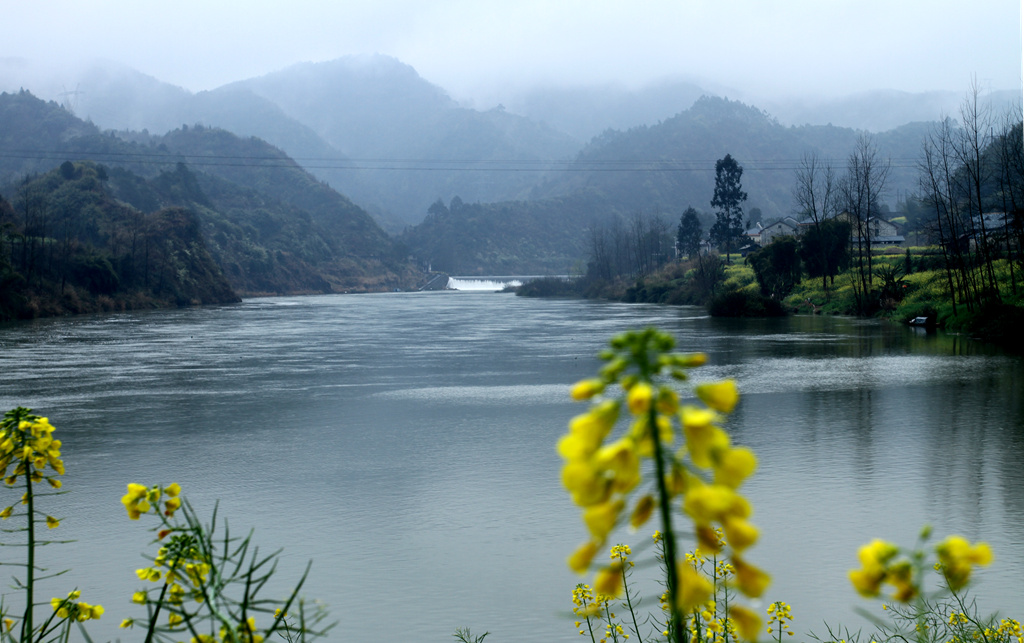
[446, 276, 525, 291]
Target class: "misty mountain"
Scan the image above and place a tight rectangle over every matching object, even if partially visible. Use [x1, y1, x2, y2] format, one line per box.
[402, 96, 936, 274]
[530, 96, 929, 216]
[225, 55, 581, 226]
[765, 88, 1019, 132]
[0, 90, 420, 295]
[499, 79, 708, 141]
[762, 89, 1022, 132]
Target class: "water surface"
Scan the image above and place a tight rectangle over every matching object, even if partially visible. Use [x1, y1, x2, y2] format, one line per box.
[0, 293, 1020, 641]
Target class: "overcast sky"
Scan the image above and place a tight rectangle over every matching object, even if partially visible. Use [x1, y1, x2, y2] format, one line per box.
[3, 0, 1022, 103]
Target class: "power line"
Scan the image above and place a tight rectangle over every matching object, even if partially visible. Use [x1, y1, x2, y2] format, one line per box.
[0, 148, 925, 173]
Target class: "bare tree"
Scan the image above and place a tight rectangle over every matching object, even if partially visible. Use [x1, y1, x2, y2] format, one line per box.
[840, 135, 890, 313]
[951, 79, 1000, 299]
[793, 152, 837, 293]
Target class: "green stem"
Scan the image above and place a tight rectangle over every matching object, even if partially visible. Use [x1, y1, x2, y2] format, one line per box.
[618, 561, 643, 642]
[604, 601, 618, 643]
[20, 414, 35, 643]
[584, 603, 597, 643]
[649, 401, 684, 643]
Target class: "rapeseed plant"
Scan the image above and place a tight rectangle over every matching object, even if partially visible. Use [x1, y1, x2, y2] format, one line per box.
[0, 406, 331, 643]
[119, 482, 333, 643]
[561, 329, 767, 642]
[0, 407, 103, 643]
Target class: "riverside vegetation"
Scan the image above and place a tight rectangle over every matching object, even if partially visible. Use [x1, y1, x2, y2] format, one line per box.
[0, 407, 332, 643]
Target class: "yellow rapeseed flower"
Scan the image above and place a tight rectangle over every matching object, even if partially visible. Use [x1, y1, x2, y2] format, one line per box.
[722, 516, 759, 552]
[629, 494, 655, 529]
[568, 541, 598, 574]
[935, 535, 992, 591]
[714, 447, 758, 488]
[121, 483, 155, 520]
[583, 499, 624, 541]
[45, 515, 59, 529]
[626, 382, 653, 415]
[732, 556, 771, 598]
[594, 562, 623, 598]
[695, 380, 739, 413]
[571, 379, 605, 401]
[675, 562, 713, 612]
[731, 604, 763, 641]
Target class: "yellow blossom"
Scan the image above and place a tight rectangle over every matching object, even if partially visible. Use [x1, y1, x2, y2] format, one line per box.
[594, 563, 623, 598]
[45, 515, 59, 529]
[695, 380, 739, 413]
[626, 382, 653, 415]
[121, 483, 150, 520]
[731, 604, 763, 641]
[714, 447, 758, 488]
[935, 535, 992, 591]
[722, 516, 759, 552]
[583, 499, 624, 541]
[732, 556, 771, 598]
[629, 495, 655, 529]
[569, 541, 599, 574]
[675, 562, 713, 611]
[571, 379, 605, 401]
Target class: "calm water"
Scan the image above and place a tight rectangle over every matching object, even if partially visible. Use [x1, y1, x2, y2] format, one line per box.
[0, 293, 1021, 642]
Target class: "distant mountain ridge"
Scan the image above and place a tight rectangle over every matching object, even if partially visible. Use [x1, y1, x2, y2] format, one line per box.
[5, 55, 1013, 235]
[4, 55, 1018, 279]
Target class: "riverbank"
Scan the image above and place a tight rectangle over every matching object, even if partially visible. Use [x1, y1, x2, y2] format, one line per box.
[518, 256, 1024, 353]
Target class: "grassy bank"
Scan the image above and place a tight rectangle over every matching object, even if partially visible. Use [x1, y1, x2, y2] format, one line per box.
[520, 251, 1024, 353]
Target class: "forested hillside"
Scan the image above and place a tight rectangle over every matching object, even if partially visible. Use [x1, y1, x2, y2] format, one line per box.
[0, 90, 422, 319]
[0, 162, 238, 319]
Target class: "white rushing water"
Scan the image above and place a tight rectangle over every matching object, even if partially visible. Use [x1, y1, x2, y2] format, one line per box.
[446, 276, 525, 291]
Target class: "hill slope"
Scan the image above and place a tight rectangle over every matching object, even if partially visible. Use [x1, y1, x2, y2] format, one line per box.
[0, 162, 239, 320]
[0, 91, 421, 297]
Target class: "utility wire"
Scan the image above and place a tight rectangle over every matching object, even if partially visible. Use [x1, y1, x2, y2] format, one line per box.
[0, 148, 924, 172]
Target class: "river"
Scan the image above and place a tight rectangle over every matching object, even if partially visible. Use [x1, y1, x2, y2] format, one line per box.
[0, 292, 1021, 641]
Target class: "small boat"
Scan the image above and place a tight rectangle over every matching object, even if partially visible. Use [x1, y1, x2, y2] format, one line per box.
[909, 316, 930, 326]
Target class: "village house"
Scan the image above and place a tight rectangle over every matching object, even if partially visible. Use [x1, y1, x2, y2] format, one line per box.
[759, 217, 800, 245]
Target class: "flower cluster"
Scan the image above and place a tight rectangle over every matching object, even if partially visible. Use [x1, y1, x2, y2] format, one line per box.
[848, 534, 993, 602]
[132, 531, 212, 608]
[571, 583, 603, 633]
[121, 482, 182, 520]
[934, 535, 993, 592]
[0, 409, 65, 488]
[560, 329, 767, 636]
[766, 601, 795, 640]
[49, 590, 104, 622]
[996, 618, 1022, 643]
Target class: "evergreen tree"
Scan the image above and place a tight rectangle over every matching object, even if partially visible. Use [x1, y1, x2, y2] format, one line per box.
[676, 206, 703, 258]
[710, 154, 747, 262]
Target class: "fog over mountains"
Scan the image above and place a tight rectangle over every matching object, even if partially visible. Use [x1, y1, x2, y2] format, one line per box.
[2, 53, 1021, 276]
[4, 54, 1018, 231]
